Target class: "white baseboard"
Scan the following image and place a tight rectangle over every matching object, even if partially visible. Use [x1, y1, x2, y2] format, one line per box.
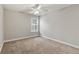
[0, 42, 4, 53]
[5, 35, 40, 43]
[42, 35, 79, 49]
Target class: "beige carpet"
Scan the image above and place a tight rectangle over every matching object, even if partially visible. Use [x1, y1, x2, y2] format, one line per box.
[1, 37, 79, 54]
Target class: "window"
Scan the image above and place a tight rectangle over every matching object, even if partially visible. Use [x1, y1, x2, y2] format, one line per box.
[31, 16, 39, 32]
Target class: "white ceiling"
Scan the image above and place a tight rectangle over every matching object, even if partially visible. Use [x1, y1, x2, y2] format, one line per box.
[3, 4, 72, 15]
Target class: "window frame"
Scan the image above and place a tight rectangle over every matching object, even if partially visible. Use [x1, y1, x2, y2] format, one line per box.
[31, 16, 39, 32]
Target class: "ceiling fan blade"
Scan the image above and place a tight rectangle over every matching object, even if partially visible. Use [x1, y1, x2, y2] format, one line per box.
[32, 4, 39, 9]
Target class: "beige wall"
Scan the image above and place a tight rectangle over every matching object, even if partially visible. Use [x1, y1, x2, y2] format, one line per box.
[40, 5, 79, 46]
[4, 10, 39, 41]
[0, 5, 4, 47]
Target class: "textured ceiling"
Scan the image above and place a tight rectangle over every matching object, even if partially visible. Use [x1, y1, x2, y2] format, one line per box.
[3, 4, 72, 15]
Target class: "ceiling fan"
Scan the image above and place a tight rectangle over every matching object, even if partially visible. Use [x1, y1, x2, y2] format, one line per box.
[31, 4, 41, 15]
[30, 4, 48, 15]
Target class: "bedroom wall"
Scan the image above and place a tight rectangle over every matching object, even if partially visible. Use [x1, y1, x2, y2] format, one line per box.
[40, 5, 79, 46]
[0, 5, 4, 51]
[4, 10, 39, 41]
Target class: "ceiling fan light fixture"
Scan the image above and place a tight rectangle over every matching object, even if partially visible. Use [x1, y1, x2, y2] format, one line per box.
[34, 11, 39, 15]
